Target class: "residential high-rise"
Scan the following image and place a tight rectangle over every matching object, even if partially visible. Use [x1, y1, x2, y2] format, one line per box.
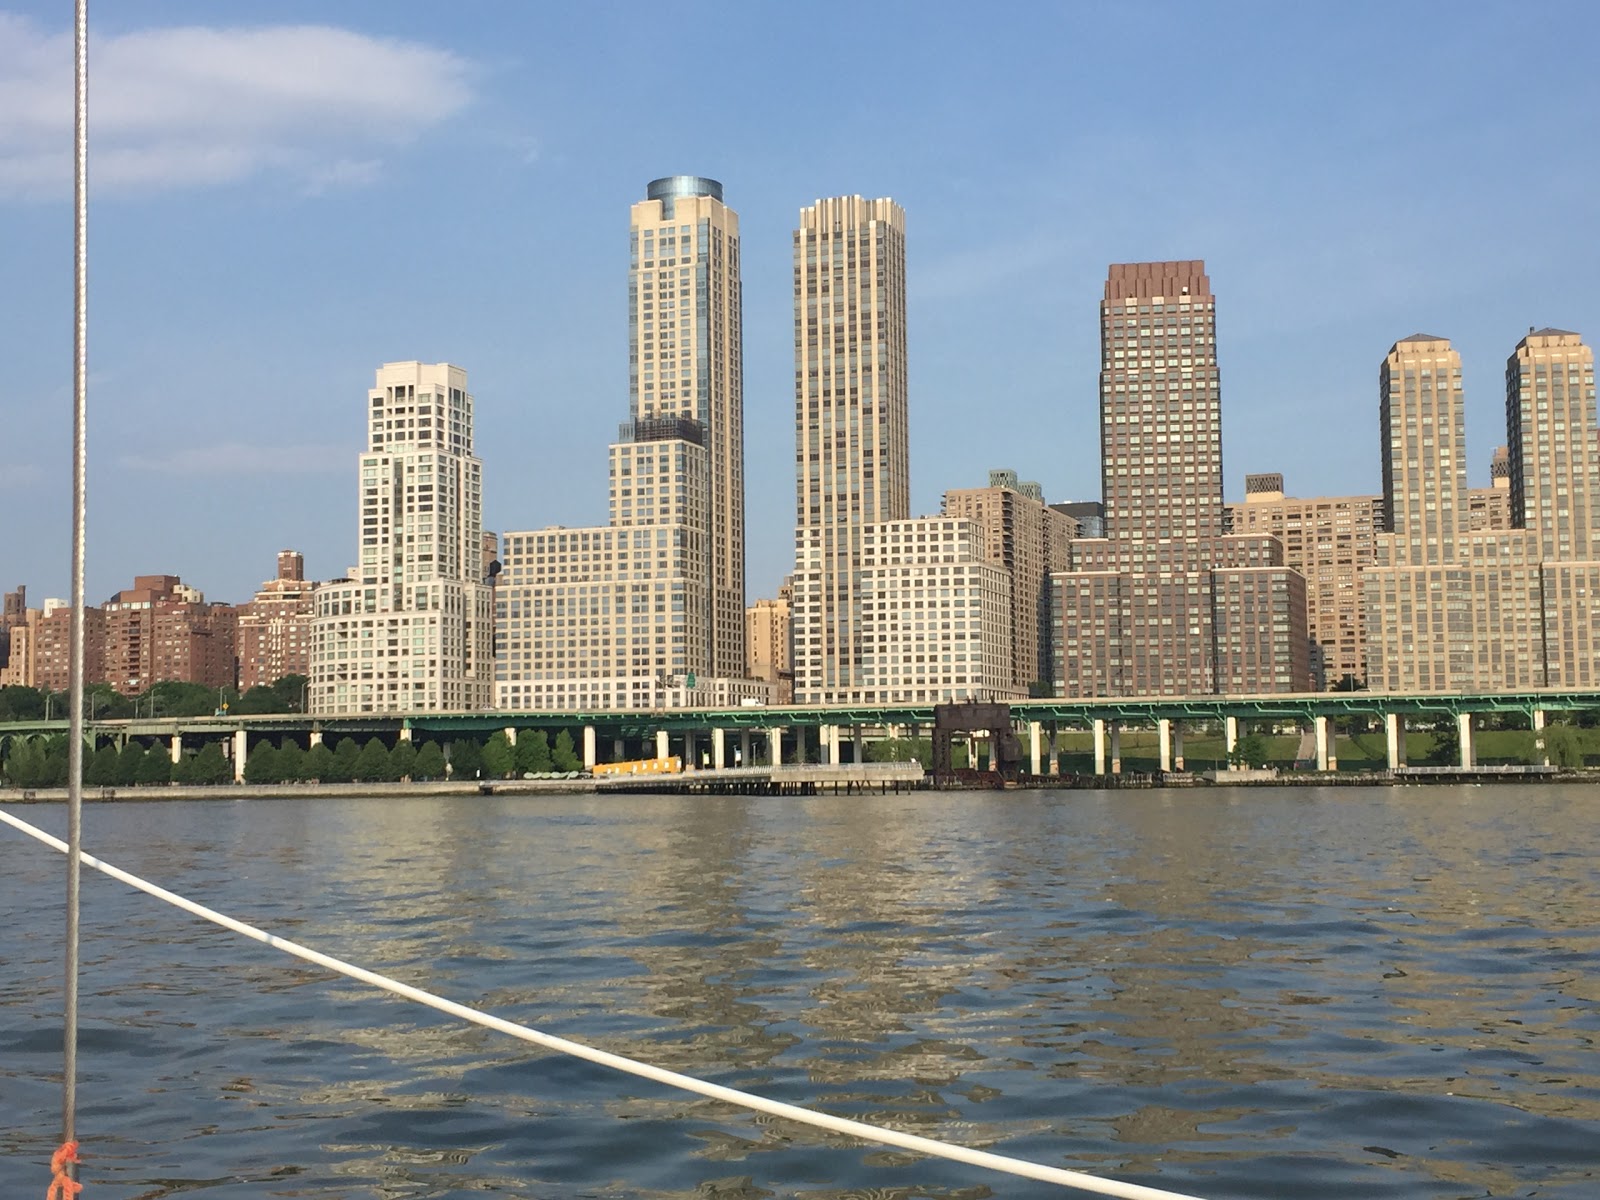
[236, 551, 316, 693]
[943, 470, 1076, 693]
[311, 362, 494, 714]
[1052, 262, 1311, 697]
[1364, 335, 1544, 691]
[1509, 329, 1600, 687]
[746, 582, 793, 704]
[630, 176, 745, 679]
[791, 196, 909, 705]
[1228, 475, 1383, 689]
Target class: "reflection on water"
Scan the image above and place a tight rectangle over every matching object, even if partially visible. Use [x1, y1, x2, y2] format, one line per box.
[1, 785, 1598, 1198]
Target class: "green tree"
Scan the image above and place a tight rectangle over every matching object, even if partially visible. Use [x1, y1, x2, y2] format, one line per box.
[277, 741, 305, 783]
[413, 741, 446, 780]
[192, 743, 232, 785]
[328, 737, 361, 783]
[3, 737, 47, 787]
[135, 746, 171, 786]
[1427, 723, 1460, 766]
[0, 685, 46, 722]
[85, 743, 121, 786]
[483, 731, 516, 779]
[243, 740, 280, 785]
[141, 681, 232, 719]
[448, 738, 483, 779]
[1229, 733, 1269, 768]
[172, 751, 196, 785]
[270, 674, 310, 712]
[355, 737, 393, 783]
[551, 730, 580, 772]
[1543, 722, 1585, 769]
[515, 730, 552, 775]
[304, 742, 334, 782]
[117, 741, 146, 785]
[390, 738, 417, 780]
[232, 685, 288, 715]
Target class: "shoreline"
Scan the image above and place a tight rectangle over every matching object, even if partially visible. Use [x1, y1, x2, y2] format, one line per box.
[0, 764, 1586, 804]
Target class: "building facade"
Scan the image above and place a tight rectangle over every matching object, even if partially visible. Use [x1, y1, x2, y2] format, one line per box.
[1052, 261, 1311, 697]
[1228, 476, 1383, 690]
[854, 518, 1017, 704]
[790, 196, 910, 705]
[496, 179, 765, 712]
[746, 581, 793, 704]
[1363, 335, 1548, 691]
[311, 362, 494, 714]
[630, 176, 746, 679]
[236, 551, 316, 693]
[943, 470, 1076, 693]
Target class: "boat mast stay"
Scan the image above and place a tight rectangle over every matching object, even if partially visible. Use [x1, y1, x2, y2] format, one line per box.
[60, 0, 90, 1191]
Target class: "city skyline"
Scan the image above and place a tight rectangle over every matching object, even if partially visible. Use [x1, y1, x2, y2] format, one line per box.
[3, 3, 1600, 606]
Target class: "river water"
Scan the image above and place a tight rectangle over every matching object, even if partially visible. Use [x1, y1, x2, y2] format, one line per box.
[2, 785, 1597, 1199]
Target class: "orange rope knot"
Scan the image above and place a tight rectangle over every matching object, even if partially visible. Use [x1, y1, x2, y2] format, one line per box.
[48, 1140, 82, 1200]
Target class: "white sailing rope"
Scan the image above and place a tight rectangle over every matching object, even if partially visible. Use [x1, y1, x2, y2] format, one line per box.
[2, 807, 1213, 1200]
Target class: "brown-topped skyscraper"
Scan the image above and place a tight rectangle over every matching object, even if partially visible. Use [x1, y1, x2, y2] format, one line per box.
[1051, 261, 1311, 696]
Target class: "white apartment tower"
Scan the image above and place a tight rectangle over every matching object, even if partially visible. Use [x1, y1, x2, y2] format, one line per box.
[311, 362, 494, 713]
[791, 196, 910, 705]
[630, 176, 745, 679]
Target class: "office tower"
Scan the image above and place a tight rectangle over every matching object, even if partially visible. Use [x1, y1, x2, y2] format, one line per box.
[1364, 336, 1544, 691]
[1229, 475, 1384, 689]
[943, 470, 1076, 693]
[630, 176, 745, 679]
[1053, 262, 1310, 697]
[236, 551, 316, 692]
[1508, 329, 1600, 686]
[791, 196, 909, 705]
[311, 362, 494, 714]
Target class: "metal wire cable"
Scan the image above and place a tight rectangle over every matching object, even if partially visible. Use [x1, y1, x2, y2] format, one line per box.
[62, 0, 91, 1172]
[0, 806, 1213, 1200]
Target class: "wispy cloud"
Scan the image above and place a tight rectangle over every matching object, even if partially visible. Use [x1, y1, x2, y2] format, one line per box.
[119, 442, 348, 476]
[0, 15, 473, 199]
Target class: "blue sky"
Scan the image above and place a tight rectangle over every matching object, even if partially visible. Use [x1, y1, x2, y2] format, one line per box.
[3, 1, 1598, 607]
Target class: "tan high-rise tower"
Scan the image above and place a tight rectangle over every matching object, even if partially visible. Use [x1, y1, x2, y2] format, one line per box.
[791, 196, 909, 705]
[1507, 329, 1599, 559]
[630, 177, 745, 679]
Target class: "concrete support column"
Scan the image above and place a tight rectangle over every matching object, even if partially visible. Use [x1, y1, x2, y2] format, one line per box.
[1029, 720, 1043, 776]
[582, 726, 597, 769]
[739, 730, 751, 766]
[826, 725, 841, 765]
[712, 727, 726, 769]
[1385, 712, 1406, 769]
[614, 737, 626, 762]
[1532, 709, 1548, 766]
[851, 724, 863, 764]
[232, 729, 247, 782]
[1315, 715, 1332, 772]
[683, 730, 697, 769]
[308, 728, 323, 747]
[1093, 718, 1107, 775]
[1048, 724, 1060, 775]
[1173, 723, 1185, 772]
[656, 729, 670, 761]
[1457, 712, 1474, 769]
[768, 726, 783, 766]
[1225, 716, 1238, 756]
[170, 733, 182, 764]
[504, 726, 518, 746]
[1158, 719, 1173, 772]
[794, 724, 807, 765]
[1110, 723, 1123, 775]
[398, 725, 413, 742]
